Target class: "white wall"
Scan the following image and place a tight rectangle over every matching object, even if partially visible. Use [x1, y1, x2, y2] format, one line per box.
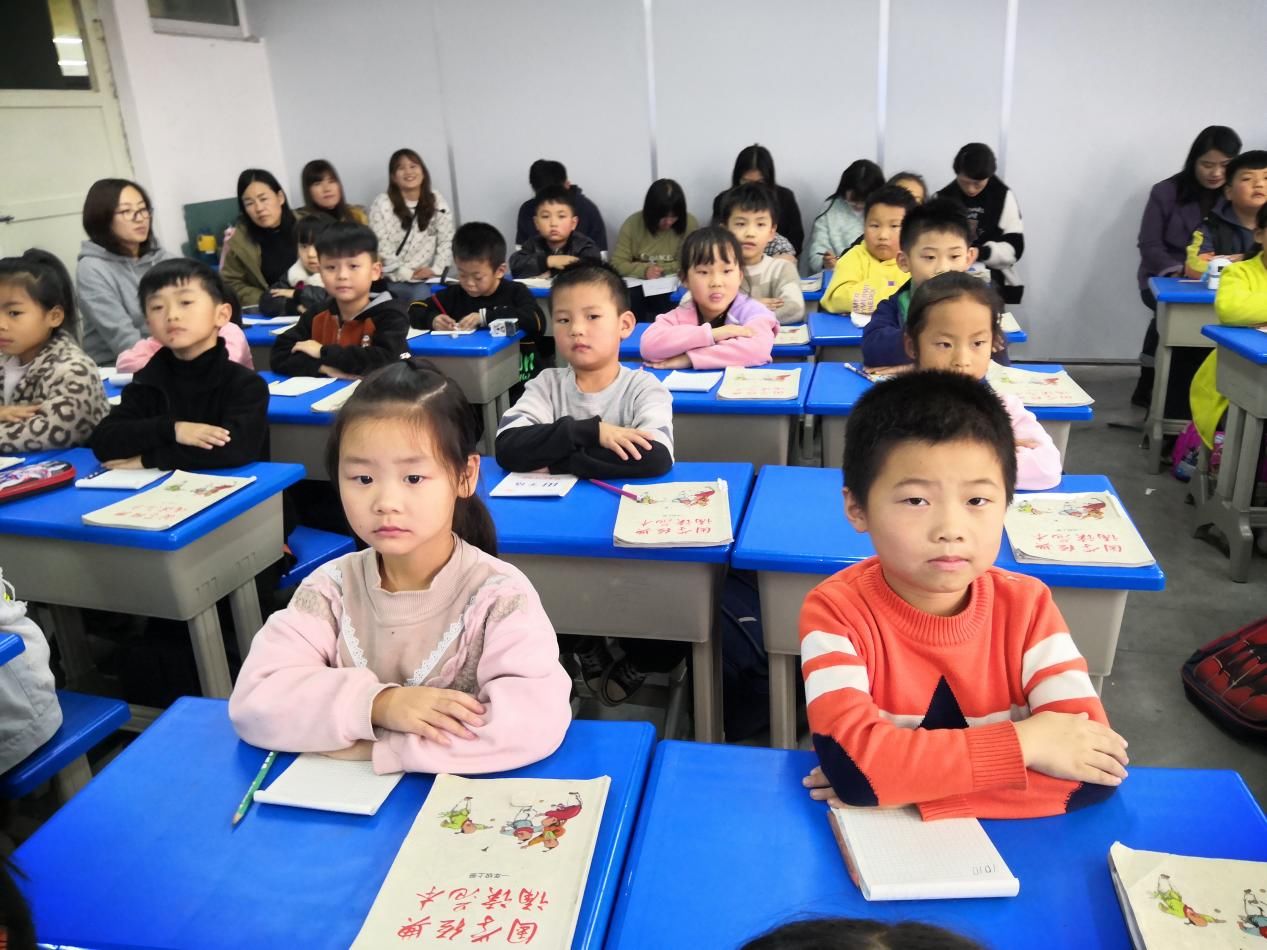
[99, 0, 286, 253]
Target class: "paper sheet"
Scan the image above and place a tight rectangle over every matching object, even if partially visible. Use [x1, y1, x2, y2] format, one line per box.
[663, 370, 722, 393]
[75, 468, 168, 490]
[406, 327, 430, 339]
[242, 315, 298, 326]
[269, 323, 299, 336]
[490, 473, 579, 498]
[267, 377, 338, 397]
[311, 381, 360, 413]
[253, 754, 403, 816]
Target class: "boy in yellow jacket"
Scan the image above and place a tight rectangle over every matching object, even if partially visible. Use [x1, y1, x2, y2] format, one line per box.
[821, 185, 917, 316]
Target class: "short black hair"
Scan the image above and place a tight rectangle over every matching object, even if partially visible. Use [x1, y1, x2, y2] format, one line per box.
[550, 260, 630, 312]
[899, 198, 972, 253]
[887, 171, 927, 201]
[533, 185, 575, 215]
[452, 222, 507, 268]
[314, 222, 379, 261]
[864, 184, 918, 218]
[742, 917, 985, 950]
[294, 215, 327, 246]
[953, 143, 997, 181]
[138, 257, 229, 310]
[844, 368, 1017, 506]
[642, 178, 688, 235]
[678, 225, 743, 275]
[529, 159, 567, 193]
[1226, 149, 1267, 183]
[719, 182, 779, 226]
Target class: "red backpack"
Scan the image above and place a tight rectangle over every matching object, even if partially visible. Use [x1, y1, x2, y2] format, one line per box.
[1182, 617, 1267, 740]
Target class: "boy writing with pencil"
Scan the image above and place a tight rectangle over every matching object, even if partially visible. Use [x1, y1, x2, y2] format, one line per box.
[800, 371, 1128, 819]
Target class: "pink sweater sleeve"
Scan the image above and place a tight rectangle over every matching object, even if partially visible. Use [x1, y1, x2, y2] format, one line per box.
[640, 306, 716, 361]
[221, 322, 254, 369]
[114, 338, 161, 374]
[685, 310, 778, 369]
[999, 391, 1062, 490]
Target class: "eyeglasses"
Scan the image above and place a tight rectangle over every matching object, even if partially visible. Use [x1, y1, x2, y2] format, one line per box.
[115, 206, 151, 222]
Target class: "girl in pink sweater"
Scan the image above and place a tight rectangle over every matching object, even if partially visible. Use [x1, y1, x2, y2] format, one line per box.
[229, 359, 572, 774]
[640, 226, 778, 369]
[904, 272, 1061, 490]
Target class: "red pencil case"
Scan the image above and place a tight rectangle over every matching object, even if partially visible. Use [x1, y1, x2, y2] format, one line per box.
[0, 460, 76, 503]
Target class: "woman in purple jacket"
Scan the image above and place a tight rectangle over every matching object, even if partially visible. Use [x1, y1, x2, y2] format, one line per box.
[1133, 126, 1241, 407]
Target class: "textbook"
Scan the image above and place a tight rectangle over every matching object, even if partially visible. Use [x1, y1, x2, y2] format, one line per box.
[351, 774, 609, 949]
[612, 479, 732, 548]
[267, 376, 337, 397]
[829, 805, 1019, 901]
[253, 754, 402, 816]
[1005, 491, 1155, 568]
[775, 324, 810, 346]
[986, 362, 1095, 407]
[81, 470, 255, 530]
[311, 381, 360, 413]
[663, 370, 722, 393]
[1109, 842, 1267, 948]
[490, 472, 578, 498]
[75, 467, 167, 490]
[717, 366, 801, 400]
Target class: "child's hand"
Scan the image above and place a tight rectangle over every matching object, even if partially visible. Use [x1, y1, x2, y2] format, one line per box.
[175, 422, 230, 449]
[546, 255, 579, 270]
[645, 356, 691, 369]
[319, 365, 359, 380]
[433, 314, 458, 331]
[103, 456, 144, 470]
[644, 264, 664, 280]
[599, 421, 655, 461]
[411, 266, 436, 280]
[760, 297, 784, 312]
[270, 288, 295, 299]
[821, 251, 837, 270]
[0, 404, 41, 422]
[802, 766, 845, 809]
[457, 313, 483, 331]
[321, 739, 373, 761]
[713, 324, 754, 342]
[292, 339, 324, 358]
[1014, 710, 1129, 786]
[371, 685, 486, 745]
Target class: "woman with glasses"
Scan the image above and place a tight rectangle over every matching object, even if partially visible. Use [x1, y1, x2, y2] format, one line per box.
[77, 178, 170, 364]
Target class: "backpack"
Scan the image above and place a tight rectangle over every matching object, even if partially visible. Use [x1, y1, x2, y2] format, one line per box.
[721, 571, 771, 741]
[1181, 616, 1267, 740]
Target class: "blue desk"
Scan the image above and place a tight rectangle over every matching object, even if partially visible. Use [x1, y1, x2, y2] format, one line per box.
[480, 457, 754, 741]
[1146, 277, 1217, 472]
[606, 742, 1267, 950]
[619, 323, 813, 363]
[0, 633, 23, 666]
[809, 310, 1027, 363]
[0, 447, 304, 700]
[262, 372, 349, 480]
[243, 321, 285, 368]
[731, 466, 1165, 747]
[15, 697, 655, 950]
[807, 362, 1093, 469]
[1193, 325, 1267, 581]
[408, 329, 524, 452]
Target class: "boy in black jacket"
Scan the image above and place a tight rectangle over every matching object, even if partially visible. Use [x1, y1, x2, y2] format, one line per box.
[270, 223, 408, 377]
[90, 258, 268, 470]
[508, 186, 602, 278]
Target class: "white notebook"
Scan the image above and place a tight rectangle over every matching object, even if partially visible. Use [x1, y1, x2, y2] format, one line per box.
[1001, 311, 1022, 334]
[267, 377, 337, 397]
[490, 472, 578, 498]
[830, 806, 1019, 901]
[243, 315, 298, 326]
[311, 381, 360, 413]
[75, 467, 168, 490]
[776, 324, 810, 346]
[663, 370, 722, 393]
[0, 457, 24, 471]
[433, 328, 476, 337]
[269, 323, 299, 336]
[254, 753, 403, 816]
[515, 277, 553, 289]
[406, 327, 429, 339]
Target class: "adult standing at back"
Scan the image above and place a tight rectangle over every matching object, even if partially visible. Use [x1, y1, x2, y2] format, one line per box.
[368, 148, 455, 303]
[711, 144, 804, 257]
[221, 169, 298, 309]
[77, 178, 169, 364]
[1133, 125, 1241, 407]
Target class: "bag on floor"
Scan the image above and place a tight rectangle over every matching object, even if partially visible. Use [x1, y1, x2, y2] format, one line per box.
[721, 571, 770, 741]
[1181, 616, 1267, 741]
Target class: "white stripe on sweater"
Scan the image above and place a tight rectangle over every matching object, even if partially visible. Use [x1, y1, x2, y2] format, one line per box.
[1020, 633, 1083, 689]
[801, 630, 858, 666]
[805, 665, 869, 704]
[1027, 669, 1097, 710]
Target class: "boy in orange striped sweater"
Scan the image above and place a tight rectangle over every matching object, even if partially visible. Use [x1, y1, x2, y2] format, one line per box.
[800, 370, 1129, 820]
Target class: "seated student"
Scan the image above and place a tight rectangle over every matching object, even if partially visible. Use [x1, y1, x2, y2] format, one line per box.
[0, 250, 109, 454]
[611, 179, 698, 280]
[713, 183, 805, 325]
[270, 223, 409, 378]
[369, 149, 455, 304]
[116, 283, 253, 373]
[230, 359, 572, 774]
[799, 370, 1125, 820]
[514, 159, 608, 252]
[805, 159, 886, 275]
[904, 272, 1060, 489]
[295, 159, 368, 225]
[712, 144, 805, 256]
[409, 222, 549, 377]
[508, 187, 602, 279]
[640, 226, 778, 369]
[821, 185, 917, 315]
[257, 216, 331, 319]
[1185, 149, 1267, 277]
[887, 170, 927, 204]
[741, 918, 984, 950]
[936, 144, 1024, 303]
[90, 259, 269, 470]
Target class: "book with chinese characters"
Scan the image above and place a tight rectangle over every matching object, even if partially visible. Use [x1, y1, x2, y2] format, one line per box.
[490, 472, 578, 498]
[986, 362, 1094, 407]
[612, 480, 732, 548]
[311, 380, 360, 413]
[267, 376, 337, 397]
[253, 754, 402, 816]
[775, 324, 810, 346]
[81, 470, 255, 530]
[663, 370, 722, 393]
[1108, 842, 1267, 949]
[829, 806, 1019, 901]
[351, 774, 609, 950]
[1005, 492, 1155, 567]
[717, 366, 801, 401]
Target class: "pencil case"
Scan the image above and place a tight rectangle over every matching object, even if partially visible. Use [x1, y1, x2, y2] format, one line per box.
[0, 460, 76, 503]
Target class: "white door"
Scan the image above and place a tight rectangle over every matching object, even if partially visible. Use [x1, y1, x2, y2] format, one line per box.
[0, 0, 133, 266]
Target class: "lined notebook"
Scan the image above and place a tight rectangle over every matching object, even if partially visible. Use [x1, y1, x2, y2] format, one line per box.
[829, 806, 1019, 901]
[311, 381, 360, 413]
[267, 377, 337, 397]
[663, 370, 722, 392]
[254, 753, 403, 816]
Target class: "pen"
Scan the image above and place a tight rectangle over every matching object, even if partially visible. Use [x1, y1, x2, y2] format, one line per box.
[589, 479, 648, 503]
[232, 750, 276, 827]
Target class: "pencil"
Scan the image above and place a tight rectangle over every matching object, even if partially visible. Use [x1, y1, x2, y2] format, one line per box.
[589, 479, 646, 503]
[232, 750, 276, 827]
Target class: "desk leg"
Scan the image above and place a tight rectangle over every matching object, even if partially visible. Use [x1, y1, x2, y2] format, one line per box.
[768, 653, 799, 749]
[691, 637, 723, 743]
[1215, 405, 1245, 505]
[47, 604, 92, 688]
[228, 580, 264, 663]
[187, 607, 233, 698]
[480, 401, 498, 456]
[1146, 302, 1171, 473]
[1227, 412, 1263, 583]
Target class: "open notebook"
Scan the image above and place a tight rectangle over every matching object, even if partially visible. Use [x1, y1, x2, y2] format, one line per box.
[254, 754, 403, 816]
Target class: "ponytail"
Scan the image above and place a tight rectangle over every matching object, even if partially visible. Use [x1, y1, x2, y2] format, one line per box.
[454, 494, 497, 557]
[0, 248, 77, 338]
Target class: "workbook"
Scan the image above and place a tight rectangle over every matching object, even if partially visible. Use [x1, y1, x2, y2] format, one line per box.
[775, 324, 810, 346]
[1109, 842, 1267, 948]
[986, 362, 1095, 407]
[267, 376, 337, 397]
[253, 753, 402, 816]
[800, 276, 822, 292]
[490, 472, 578, 498]
[311, 381, 360, 413]
[717, 366, 801, 400]
[81, 470, 255, 530]
[663, 370, 722, 393]
[1005, 491, 1155, 567]
[829, 805, 1019, 901]
[612, 479, 732, 548]
[351, 774, 609, 949]
[75, 467, 167, 490]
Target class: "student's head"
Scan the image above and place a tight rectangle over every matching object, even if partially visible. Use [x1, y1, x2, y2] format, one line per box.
[326, 359, 495, 561]
[832, 159, 885, 209]
[82, 178, 156, 258]
[903, 271, 1003, 380]
[887, 171, 927, 205]
[549, 261, 634, 373]
[236, 168, 295, 235]
[452, 222, 508, 298]
[721, 183, 779, 266]
[897, 199, 976, 286]
[952, 144, 997, 198]
[314, 223, 382, 306]
[294, 216, 326, 276]
[138, 258, 232, 361]
[642, 178, 689, 236]
[730, 144, 778, 187]
[742, 918, 986, 950]
[532, 185, 578, 247]
[300, 159, 349, 215]
[1223, 150, 1267, 215]
[528, 159, 568, 193]
[386, 148, 437, 230]
[843, 370, 1015, 616]
[0, 249, 76, 363]
[862, 186, 917, 262]
[1179, 125, 1241, 195]
[679, 226, 745, 324]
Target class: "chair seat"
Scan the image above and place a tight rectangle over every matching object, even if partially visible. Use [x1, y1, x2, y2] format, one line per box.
[280, 526, 355, 588]
[0, 691, 129, 798]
